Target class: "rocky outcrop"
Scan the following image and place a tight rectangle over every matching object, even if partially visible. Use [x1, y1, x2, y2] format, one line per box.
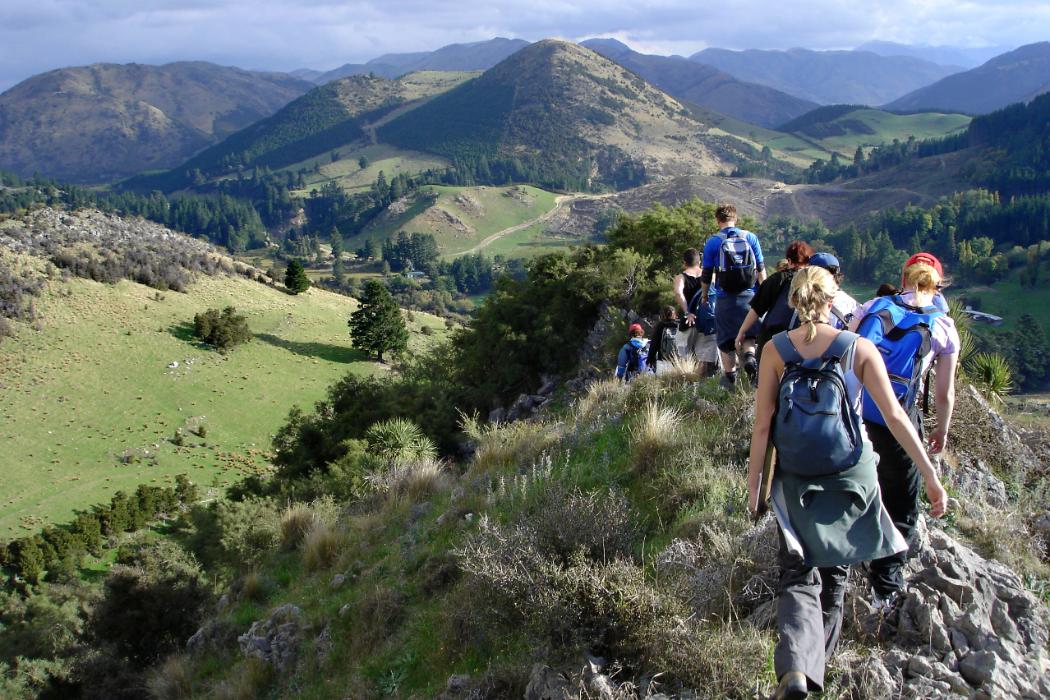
[237, 603, 305, 674]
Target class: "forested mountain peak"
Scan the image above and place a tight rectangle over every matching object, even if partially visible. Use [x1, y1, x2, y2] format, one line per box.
[378, 39, 753, 190]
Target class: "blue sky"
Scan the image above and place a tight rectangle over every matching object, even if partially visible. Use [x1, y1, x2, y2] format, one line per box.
[1, 0, 1047, 90]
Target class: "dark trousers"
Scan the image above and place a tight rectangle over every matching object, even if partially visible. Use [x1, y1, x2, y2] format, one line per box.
[774, 529, 848, 691]
[865, 420, 922, 597]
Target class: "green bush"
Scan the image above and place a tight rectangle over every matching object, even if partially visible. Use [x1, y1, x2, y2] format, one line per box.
[192, 306, 252, 351]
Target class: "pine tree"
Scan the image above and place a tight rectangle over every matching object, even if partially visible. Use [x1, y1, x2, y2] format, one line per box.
[285, 258, 311, 294]
[348, 280, 409, 362]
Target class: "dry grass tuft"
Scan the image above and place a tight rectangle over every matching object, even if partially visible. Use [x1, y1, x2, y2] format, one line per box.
[658, 353, 704, 385]
[280, 503, 321, 551]
[462, 412, 562, 475]
[214, 657, 272, 700]
[628, 401, 683, 472]
[302, 522, 345, 571]
[367, 458, 452, 504]
[575, 378, 630, 424]
[146, 654, 194, 700]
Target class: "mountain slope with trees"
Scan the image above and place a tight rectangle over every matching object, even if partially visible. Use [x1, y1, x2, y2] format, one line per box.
[0, 62, 313, 183]
[125, 71, 475, 193]
[690, 47, 960, 105]
[378, 40, 767, 191]
[886, 42, 1050, 114]
[581, 39, 818, 128]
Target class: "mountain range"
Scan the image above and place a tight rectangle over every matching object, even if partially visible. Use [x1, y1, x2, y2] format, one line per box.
[580, 39, 817, 128]
[690, 47, 961, 105]
[855, 40, 1010, 69]
[886, 42, 1050, 114]
[309, 38, 530, 83]
[0, 62, 313, 183]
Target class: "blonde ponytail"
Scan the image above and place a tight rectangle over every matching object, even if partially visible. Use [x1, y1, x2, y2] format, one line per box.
[789, 266, 838, 343]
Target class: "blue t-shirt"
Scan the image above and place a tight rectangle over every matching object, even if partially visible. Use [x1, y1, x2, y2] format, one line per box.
[701, 227, 764, 297]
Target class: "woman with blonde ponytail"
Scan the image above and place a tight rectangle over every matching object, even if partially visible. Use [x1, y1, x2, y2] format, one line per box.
[850, 254, 960, 617]
[748, 266, 947, 700]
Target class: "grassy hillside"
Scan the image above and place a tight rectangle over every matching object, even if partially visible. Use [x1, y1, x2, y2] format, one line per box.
[0, 62, 313, 184]
[142, 366, 1050, 699]
[349, 184, 565, 258]
[779, 107, 971, 158]
[0, 272, 446, 538]
[288, 144, 449, 195]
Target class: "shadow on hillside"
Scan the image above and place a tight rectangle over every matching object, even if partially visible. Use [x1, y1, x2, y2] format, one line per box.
[254, 333, 366, 364]
[168, 321, 198, 343]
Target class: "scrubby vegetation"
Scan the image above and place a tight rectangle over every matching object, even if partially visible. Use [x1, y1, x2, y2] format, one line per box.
[192, 307, 253, 351]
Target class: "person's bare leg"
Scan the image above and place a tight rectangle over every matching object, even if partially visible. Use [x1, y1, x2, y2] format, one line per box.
[721, 349, 738, 374]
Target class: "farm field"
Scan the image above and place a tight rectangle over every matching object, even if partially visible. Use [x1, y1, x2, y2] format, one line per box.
[0, 272, 447, 538]
[812, 109, 971, 157]
[288, 143, 449, 195]
[349, 184, 563, 258]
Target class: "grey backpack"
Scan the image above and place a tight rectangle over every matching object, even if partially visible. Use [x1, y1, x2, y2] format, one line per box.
[771, 331, 863, 476]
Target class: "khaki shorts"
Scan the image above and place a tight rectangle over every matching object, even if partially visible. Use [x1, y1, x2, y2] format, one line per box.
[680, 326, 719, 364]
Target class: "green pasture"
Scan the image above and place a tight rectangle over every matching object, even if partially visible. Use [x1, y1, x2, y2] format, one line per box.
[287, 144, 449, 195]
[349, 184, 562, 258]
[0, 273, 447, 538]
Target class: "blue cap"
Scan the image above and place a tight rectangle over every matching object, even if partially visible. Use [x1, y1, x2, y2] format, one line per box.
[809, 252, 840, 271]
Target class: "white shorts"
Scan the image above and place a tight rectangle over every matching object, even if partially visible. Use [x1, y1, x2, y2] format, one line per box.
[680, 326, 719, 364]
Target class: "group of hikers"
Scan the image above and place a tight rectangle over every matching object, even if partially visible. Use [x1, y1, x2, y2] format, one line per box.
[615, 204, 959, 700]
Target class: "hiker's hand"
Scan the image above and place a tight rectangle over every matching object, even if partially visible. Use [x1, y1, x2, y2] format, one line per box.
[747, 478, 760, 516]
[924, 476, 947, 518]
[685, 313, 696, 327]
[734, 333, 745, 351]
[928, 427, 948, 454]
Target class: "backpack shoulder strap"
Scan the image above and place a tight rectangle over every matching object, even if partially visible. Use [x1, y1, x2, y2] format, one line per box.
[772, 331, 803, 365]
[823, 331, 858, 362]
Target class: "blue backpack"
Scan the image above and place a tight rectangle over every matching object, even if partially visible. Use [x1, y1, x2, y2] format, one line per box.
[687, 290, 717, 335]
[856, 295, 943, 426]
[771, 331, 864, 476]
[623, 341, 651, 381]
[716, 227, 757, 294]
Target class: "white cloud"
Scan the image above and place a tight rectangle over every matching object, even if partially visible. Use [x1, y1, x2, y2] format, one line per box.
[0, 0, 1047, 90]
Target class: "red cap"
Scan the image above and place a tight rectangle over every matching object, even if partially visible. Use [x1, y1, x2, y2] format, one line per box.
[628, 323, 644, 336]
[902, 252, 943, 286]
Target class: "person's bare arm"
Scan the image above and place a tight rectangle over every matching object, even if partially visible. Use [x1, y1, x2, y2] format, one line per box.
[927, 352, 958, 453]
[756, 266, 767, 284]
[736, 308, 760, 350]
[673, 273, 694, 326]
[747, 341, 780, 513]
[855, 338, 947, 517]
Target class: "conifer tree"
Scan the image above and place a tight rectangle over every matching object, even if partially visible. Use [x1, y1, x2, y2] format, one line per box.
[285, 258, 311, 294]
[348, 280, 409, 362]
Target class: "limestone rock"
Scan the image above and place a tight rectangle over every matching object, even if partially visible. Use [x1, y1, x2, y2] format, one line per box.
[525, 664, 570, 700]
[237, 603, 304, 674]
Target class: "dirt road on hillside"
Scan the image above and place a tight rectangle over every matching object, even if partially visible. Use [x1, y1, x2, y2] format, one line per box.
[457, 192, 615, 256]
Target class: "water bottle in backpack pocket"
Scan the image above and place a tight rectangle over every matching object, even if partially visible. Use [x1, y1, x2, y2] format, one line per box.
[855, 295, 942, 426]
[717, 227, 757, 294]
[771, 331, 864, 476]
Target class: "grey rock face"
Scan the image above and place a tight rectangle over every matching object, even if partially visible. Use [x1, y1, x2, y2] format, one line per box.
[524, 664, 570, 700]
[237, 603, 304, 674]
[886, 530, 1050, 699]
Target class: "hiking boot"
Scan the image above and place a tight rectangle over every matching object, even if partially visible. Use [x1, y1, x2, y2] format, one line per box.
[871, 590, 902, 617]
[773, 671, 807, 700]
[743, 352, 758, 386]
[719, 371, 737, 391]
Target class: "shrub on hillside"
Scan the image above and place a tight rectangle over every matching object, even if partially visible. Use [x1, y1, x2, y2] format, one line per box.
[192, 306, 252, 351]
